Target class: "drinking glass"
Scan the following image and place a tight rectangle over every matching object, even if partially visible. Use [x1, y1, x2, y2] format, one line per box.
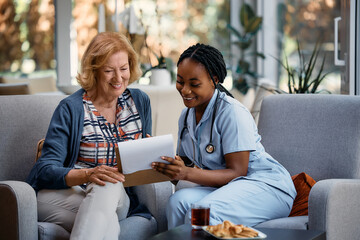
[191, 203, 210, 229]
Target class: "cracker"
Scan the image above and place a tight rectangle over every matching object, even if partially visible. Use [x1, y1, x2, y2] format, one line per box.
[206, 220, 258, 239]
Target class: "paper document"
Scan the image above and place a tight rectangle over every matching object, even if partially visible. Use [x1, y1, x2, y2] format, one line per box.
[117, 134, 174, 174]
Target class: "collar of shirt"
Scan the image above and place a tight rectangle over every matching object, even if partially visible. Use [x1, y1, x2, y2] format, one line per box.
[186, 89, 219, 143]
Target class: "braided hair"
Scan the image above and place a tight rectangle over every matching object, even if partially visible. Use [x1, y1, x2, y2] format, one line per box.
[177, 43, 233, 97]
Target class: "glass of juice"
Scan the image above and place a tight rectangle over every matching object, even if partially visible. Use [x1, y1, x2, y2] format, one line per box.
[191, 203, 210, 229]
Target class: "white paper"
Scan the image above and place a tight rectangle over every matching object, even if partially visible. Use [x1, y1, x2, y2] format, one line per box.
[118, 134, 174, 174]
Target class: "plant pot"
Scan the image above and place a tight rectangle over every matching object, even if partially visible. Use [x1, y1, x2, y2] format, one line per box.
[150, 69, 171, 86]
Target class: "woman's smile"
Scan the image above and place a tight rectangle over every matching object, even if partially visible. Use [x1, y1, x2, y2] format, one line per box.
[110, 83, 122, 89]
[182, 95, 196, 101]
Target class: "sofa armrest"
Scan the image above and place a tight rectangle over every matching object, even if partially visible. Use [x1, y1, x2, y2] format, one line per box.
[133, 181, 174, 233]
[308, 179, 360, 240]
[0, 181, 38, 240]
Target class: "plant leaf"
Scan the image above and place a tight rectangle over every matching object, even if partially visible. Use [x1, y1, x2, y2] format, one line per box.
[245, 17, 263, 34]
[303, 40, 321, 91]
[236, 60, 250, 74]
[295, 39, 304, 91]
[240, 3, 255, 27]
[245, 52, 266, 59]
[270, 54, 287, 70]
[310, 54, 328, 93]
[234, 40, 252, 50]
[284, 55, 294, 93]
[227, 24, 243, 40]
[247, 71, 259, 78]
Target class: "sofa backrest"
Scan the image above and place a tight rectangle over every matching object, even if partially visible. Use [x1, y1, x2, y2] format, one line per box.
[133, 84, 184, 148]
[258, 94, 360, 181]
[0, 95, 66, 181]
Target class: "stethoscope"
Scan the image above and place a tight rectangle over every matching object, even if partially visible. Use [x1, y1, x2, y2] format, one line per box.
[178, 90, 219, 156]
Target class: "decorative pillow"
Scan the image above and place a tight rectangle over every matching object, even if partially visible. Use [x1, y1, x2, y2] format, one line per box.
[289, 172, 316, 217]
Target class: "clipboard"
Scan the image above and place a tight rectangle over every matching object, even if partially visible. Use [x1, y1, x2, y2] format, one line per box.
[115, 135, 172, 187]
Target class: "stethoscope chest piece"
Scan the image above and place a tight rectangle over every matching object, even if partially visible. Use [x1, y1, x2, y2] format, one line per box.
[180, 91, 220, 156]
[205, 144, 215, 154]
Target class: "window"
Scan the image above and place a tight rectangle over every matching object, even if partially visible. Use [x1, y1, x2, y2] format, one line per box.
[58, 0, 231, 87]
[0, 0, 56, 79]
[258, 0, 354, 95]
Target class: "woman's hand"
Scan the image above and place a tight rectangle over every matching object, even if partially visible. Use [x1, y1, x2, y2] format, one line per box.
[65, 166, 125, 187]
[86, 165, 125, 186]
[151, 156, 189, 181]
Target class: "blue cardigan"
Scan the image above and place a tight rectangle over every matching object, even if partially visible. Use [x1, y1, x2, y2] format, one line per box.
[27, 88, 152, 217]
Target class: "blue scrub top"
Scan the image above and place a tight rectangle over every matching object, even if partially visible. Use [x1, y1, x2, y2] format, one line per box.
[177, 90, 296, 198]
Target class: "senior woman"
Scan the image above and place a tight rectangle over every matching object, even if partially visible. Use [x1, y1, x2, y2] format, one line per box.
[26, 32, 152, 239]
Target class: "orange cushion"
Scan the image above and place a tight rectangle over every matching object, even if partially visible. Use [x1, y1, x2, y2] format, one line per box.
[289, 172, 316, 217]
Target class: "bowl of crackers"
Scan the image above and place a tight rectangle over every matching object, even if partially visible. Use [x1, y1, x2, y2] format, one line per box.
[204, 220, 267, 239]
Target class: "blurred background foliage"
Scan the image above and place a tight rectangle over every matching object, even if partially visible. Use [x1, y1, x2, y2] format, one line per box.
[227, 3, 264, 94]
[0, 0, 54, 73]
[0, 0, 230, 81]
[0, 0, 342, 94]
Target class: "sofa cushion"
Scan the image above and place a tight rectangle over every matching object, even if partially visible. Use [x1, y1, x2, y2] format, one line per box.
[254, 216, 308, 230]
[289, 172, 316, 217]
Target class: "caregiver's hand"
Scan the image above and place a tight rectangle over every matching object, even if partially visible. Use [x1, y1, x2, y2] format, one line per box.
[151, 155, 189, 180]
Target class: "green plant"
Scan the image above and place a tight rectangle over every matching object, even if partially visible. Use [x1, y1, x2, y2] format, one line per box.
[141, 50, 176, 82]
[276, 39, 331, 94]
[227, 3, 265, 94]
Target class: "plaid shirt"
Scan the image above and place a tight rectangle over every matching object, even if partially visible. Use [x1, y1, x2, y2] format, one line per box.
[76, 89, 142, 168]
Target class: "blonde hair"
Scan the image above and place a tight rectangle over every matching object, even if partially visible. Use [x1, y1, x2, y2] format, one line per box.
[76, 32, 142, 91]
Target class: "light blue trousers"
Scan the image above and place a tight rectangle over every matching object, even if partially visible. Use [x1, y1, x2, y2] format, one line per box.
[166, 179, 293, 229]
[37, 182, 129, 240]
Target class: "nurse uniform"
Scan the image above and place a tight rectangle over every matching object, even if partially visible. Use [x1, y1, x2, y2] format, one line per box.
[166, 90, 297, 229]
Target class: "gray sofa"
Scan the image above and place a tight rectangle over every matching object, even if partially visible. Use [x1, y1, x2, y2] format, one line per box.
[253, 94, 360, 240]
[0, 94, 173, 240]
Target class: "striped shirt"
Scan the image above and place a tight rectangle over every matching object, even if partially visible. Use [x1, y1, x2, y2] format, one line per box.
[76, 89, 142, 169]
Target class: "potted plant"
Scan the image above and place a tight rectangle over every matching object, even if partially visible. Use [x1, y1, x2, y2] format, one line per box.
[139, 4, 175, 86]
[227, 3, 265, 94]
[142, 50, 175, 86]
[275, 39, 331, 94]
[250, 39, 331, 124]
